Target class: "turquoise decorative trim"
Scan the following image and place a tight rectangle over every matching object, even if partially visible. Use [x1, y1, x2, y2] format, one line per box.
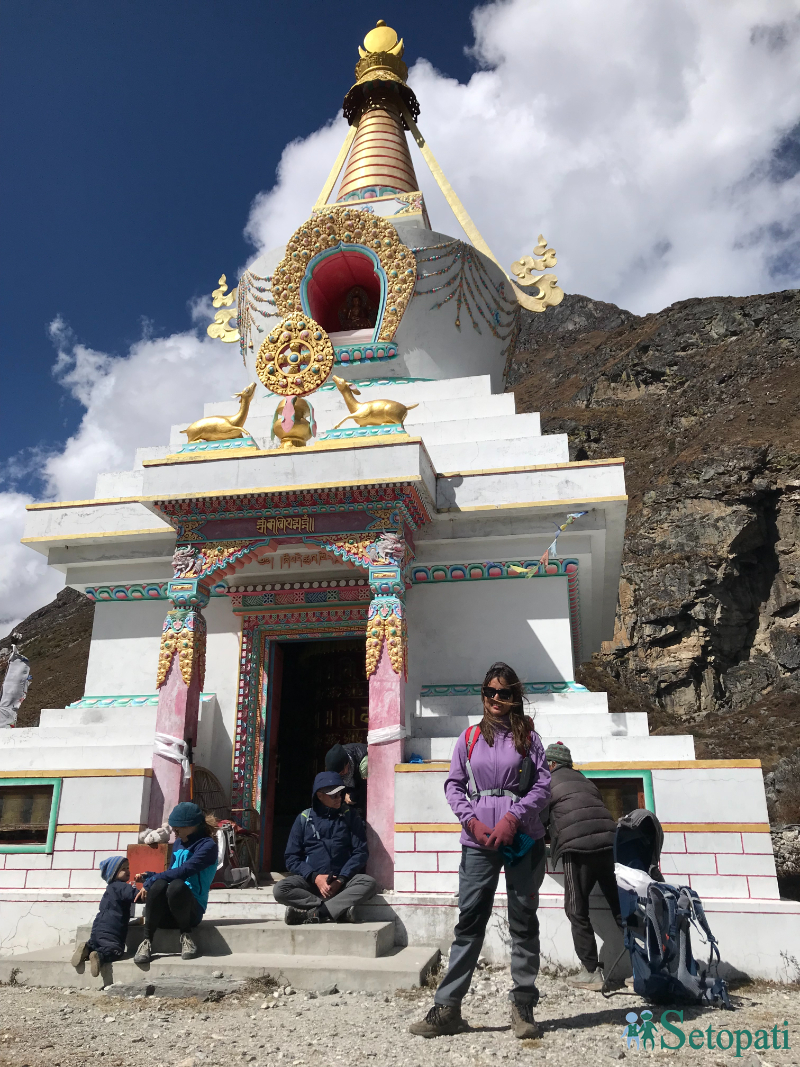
[319, 425, 408, 441]
[0, 777, 62, 854]
[583, 769, 655, 814]
[177, 436, 257, 454]
[68, 692, 214, 708]
[334, 342, 398, 365]
[85, 583, 228, 602]
[318, 377, 431, 391]
[339, 186, 405, 201]
[420, 682, 589, 697]
[411, 558, 578, 583]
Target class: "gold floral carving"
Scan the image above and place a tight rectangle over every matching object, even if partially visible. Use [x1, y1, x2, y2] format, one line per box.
[256, 313, 335, 397]
[156, 610, 206, 689]
[509, 236, 564, 314]
[206, 275, 240, 344]
[272, 207, 417, 342]
[199, 541, 253, 573]
[365, 615, 384, 677]
[365, 611, 406, 678]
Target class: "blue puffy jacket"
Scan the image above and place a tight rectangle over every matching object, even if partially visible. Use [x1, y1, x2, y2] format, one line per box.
[284, 799, 368, 885]
[144, 829, 218, 911]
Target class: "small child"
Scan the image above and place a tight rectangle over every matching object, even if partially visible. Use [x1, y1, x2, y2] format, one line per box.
[71, 855, 141, 977]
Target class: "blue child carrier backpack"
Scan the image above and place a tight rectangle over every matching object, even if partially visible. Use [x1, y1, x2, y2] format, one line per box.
[611, 809, 731, 1009]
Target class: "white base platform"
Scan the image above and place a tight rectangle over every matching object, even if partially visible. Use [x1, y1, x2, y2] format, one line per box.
[2, 887, 798, 983]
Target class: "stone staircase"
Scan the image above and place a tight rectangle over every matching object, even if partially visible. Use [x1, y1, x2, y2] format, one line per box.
[408, 689, 696, 763]
[2, 917, 440, 993]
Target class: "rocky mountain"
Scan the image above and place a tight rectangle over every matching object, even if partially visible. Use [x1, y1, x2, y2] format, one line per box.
[511, 288, 800, 834]
[0, 587, 94, 727]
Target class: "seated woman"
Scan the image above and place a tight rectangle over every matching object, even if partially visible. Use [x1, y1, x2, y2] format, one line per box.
[134, 802, 219, 963]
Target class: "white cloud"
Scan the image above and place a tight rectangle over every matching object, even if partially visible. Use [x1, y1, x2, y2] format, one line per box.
[247, 0, 800, 312]
[4, 0, 800, 633]
[0, 322, 246, 634]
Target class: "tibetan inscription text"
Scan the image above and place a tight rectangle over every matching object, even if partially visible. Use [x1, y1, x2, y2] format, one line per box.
[256, 516, 315, 535]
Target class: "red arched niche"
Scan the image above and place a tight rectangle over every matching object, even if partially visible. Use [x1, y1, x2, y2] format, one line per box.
[304, 249, 382, 336]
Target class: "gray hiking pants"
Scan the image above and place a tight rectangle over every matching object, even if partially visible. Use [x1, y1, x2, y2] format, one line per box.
[273, 873, 377, 920]
[435, 840, 546, 1008]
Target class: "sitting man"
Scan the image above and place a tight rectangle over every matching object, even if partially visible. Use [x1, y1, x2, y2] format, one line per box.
[325, 741, 368, 816]
[274, 771, 377, 925]
[542, 742, 622, 991]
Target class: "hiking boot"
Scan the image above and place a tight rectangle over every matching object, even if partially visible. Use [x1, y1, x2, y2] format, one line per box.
[70, 941, 89, 970]
[304, 907, 332, 924]
[284, 906, 306, 926]
[568, 966, 604, 992]
[89, 951, 101, 978]
[134, 938, 152, 965]
[409, 1003, 468, 1038]
[511, 1000, 541, 1040]
[625, 976, 635, 989]
[181, 933, 199, 960]
[337, 906, 356, 924]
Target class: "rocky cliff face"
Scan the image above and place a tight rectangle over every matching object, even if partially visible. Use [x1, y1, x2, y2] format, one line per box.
[0, 587, 94, 727]
[510, 289, 800, 829]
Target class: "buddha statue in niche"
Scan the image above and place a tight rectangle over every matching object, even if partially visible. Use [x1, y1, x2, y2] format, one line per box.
[338, 286, 377, 331]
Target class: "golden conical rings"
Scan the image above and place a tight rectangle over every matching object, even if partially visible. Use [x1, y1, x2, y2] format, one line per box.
[256, 314, 334, 397]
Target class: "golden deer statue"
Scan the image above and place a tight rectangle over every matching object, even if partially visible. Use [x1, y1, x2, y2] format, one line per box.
[332, 375, 417, 429]
[181, 382, 257, 443]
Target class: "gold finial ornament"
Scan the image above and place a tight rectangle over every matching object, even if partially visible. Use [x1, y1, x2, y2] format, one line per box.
[256, 314, 334, 397]
[510, 236, 564, 313]
[207, 274, 240, 343]
[271, 396, 315, 450]
[360, 20, 404, 58]
[180, 382, 256, 443]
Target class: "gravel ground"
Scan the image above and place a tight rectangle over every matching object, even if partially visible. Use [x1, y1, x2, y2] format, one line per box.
[1, 965, 798, 1067]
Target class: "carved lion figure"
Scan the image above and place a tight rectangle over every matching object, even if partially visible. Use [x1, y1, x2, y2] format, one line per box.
[172, 545, 202, 577]
[365, 533, 405, 566]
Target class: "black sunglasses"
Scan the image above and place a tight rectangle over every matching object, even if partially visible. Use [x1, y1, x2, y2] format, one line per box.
[482, 685, 515, 702]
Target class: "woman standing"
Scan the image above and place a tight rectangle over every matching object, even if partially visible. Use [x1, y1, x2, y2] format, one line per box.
[134, 802, 219, 964]
[410, 662, 551, 1040]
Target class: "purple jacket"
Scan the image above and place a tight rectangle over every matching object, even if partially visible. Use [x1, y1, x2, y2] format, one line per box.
[444, 722, 551, 849]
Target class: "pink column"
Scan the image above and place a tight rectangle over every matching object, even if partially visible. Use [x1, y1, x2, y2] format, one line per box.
[366, 646, 405, 890]
[148, 578, 208, 828]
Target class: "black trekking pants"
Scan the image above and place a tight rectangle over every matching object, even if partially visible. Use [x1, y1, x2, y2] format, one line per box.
[563, 848, 622, 971]
[144, 879, 203, 938]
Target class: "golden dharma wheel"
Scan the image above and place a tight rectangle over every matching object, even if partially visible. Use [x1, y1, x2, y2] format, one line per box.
[255, 313, 334, 396]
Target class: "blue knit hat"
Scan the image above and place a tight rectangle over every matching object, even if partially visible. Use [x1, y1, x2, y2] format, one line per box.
[168, 801, 205, 828]
[99, 855, 127, 883]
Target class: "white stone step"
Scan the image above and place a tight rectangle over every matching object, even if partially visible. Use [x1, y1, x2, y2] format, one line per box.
[40, 707, 158, 729]
[3, 944, 440, 993]
[0, 724, 155, 746]
[411, 712, 650, 739]
[416, 690, 609, 717]
[408, 412, 541, 444]
[409, 733, 696, 762]
[424, 435, 570, 472]
[74, 919, 396, 959]
[203, 374, 496, 421]
[0, 737, 154, 771]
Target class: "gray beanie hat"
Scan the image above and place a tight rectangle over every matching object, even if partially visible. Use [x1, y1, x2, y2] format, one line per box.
[545, 741, 573, 767]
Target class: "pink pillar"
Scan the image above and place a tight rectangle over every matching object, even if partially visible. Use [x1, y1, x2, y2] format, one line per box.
[148, 578, 208, 829]
[366, 639, 405, 891]
[148, 653, 203, 828]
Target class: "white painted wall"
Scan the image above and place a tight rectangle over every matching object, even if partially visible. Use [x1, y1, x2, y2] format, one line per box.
[84, 601, 167, 696]
[406, 578, 573, 700]
[201, 599, 242, 797]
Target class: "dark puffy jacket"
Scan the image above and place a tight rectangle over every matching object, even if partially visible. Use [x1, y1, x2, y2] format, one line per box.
[340, 742, 368, 813]
[543, 766, 616, 863]
[284, 798, 368, 884]
[89, 880, 138, 956]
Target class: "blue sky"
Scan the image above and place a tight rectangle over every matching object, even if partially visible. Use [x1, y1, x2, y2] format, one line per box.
[1, 0, 477, 477]
[2, 0, 800, 628]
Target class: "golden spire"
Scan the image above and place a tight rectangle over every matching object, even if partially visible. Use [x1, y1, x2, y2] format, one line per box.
[336, 20, 420, 202]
